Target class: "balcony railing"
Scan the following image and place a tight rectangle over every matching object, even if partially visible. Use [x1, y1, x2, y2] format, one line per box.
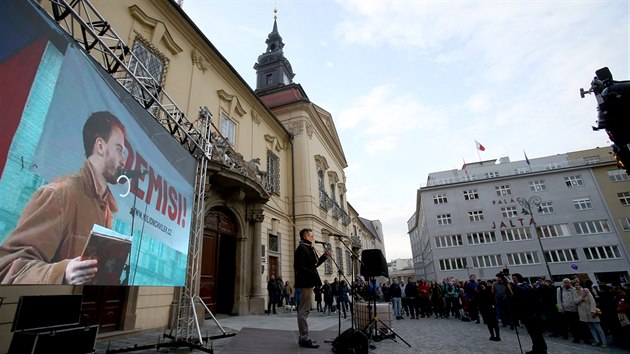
[319, 190, 334, 210]
[341, 212, 351, 226]
[332, 202, 343, 220]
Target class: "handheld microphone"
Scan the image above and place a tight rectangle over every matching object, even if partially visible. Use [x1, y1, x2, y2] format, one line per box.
[314, 240, 328, 245]
[121, 169, 149, 179]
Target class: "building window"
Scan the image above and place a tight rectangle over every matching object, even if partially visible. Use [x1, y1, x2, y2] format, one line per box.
[608, 169, 630, 182]
[439, 257, 467, 271]
[330, 183, 336, 202]
[468, 210, 485, 222]
[472, 254, 502, 268]
[266, 150, 280, 195]
[336, 248, 343, 274]
[537, 224, 570, 238]
[345, 250, 352, 274]
[500, 227, 532, 242]
[620, 217, 630, 231]
[584, 156, 601, 164]
[463, 189, 479, 200]
[268, 234, 279, 253]
[318, 170, 325, 190]
[485, 171, 500, 178]
[467, 231, 497, 245]
[126, 39, 165, 110]
[437, 214, 452, 226]
[529, 180, 547, 192]
[539, 201, 555, 214]
[325, 258, 333, 274]
[507, 251, 540, 266]
[574, 220, 611, 235]
[433, 193, 448, 204]
[618, 192, 630, 206]
[435, 234, 463, 248]
[545, 163, 563, 170]
[266, 73, 273, 85]
[495, 184, 511, 196]
[573, 198, 593, 211]
[514, 167, 529, 175]
[583, 245, 621, 260]
[564, 175, 584, 187]
[501, 206, 518, 218]
[545, 249, 579, 263]
[220, 113, 236, 144]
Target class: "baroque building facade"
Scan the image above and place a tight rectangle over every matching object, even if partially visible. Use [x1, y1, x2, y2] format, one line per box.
[408, 147, 630, 284]
[0, 0, 384, 350]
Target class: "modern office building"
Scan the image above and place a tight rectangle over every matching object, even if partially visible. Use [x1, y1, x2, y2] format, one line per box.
[408, 147, 630, 284]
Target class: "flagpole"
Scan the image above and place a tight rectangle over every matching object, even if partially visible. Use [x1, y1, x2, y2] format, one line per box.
[477, 148, 481, 162]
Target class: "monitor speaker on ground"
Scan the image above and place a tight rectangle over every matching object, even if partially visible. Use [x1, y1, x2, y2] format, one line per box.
[332, 328, 368, 354]
[360, 249, 388, 278]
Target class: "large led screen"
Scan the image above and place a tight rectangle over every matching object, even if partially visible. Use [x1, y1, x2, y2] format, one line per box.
[0, 1, 196, 286]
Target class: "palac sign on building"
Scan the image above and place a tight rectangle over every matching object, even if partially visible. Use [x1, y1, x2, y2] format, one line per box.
[490, 198, 536, 230]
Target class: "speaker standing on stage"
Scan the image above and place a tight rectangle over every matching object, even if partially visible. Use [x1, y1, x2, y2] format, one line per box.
[294, 228, 331, 349]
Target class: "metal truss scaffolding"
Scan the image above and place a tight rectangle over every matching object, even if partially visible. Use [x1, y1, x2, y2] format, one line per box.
[44, 0, 230, 352]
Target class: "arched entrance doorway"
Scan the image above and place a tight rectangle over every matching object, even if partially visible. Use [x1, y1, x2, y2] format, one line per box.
[201, 208, 237, 314]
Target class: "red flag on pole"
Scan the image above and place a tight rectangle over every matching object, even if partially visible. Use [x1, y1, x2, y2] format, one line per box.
[475, 140, 486, 151]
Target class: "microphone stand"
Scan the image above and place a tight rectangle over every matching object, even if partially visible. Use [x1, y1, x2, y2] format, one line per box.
[122, 176, 139, 286]
[334, 235, 411, 349]
[328, 235, 372, 353]
[317, 242, 347, 338]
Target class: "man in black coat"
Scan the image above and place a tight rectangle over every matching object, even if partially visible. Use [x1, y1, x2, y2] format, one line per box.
[511, 273, 547, 354]
[294, 228, 330, 348]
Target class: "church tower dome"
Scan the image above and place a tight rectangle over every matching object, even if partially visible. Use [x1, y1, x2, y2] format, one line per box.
[254, 9, 295, 92]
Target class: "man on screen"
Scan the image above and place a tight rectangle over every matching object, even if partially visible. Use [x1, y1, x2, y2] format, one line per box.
[0, 111, 127, 284]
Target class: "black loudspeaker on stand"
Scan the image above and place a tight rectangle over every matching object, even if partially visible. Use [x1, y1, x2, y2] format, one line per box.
[358, 249, 411, 349]
[360, 249, 389, 278]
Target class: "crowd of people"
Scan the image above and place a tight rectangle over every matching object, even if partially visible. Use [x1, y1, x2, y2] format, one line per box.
[359, 272, 630, 352]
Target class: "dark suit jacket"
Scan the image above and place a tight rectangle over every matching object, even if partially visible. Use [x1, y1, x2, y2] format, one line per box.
[293, 241, 327, 288]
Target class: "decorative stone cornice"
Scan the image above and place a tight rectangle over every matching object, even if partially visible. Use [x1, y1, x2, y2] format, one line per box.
[191, 50, 209, 72]
[217, 89, 247, 118]
[264, 134, 283, 152]
[305, 121, 314, 139]
[327, 171, 339, 183]
[129, 5, 182, 55]
[247, 209, 265, 223]
[251, 110, 262, 125]
[315, 154, 329, 171]
[286, 121, 303, 137]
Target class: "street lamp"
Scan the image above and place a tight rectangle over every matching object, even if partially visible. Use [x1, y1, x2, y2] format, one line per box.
[516, 196, 553, 281]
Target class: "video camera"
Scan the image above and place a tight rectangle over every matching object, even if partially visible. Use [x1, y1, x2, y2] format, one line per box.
[496, 267, 510, 279]
[580, 67, 630, 173]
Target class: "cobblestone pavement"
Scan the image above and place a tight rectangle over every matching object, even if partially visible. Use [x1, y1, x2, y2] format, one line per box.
[97, 309, 627, 354]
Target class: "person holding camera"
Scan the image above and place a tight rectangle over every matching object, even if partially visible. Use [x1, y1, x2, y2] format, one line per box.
[493, 271, 514, 329]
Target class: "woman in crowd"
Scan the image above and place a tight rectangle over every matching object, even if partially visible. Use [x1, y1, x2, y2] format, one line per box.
[573, 281, 606, 347]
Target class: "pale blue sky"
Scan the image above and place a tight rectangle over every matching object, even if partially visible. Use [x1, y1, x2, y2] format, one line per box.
[183, 0, 629, 260]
